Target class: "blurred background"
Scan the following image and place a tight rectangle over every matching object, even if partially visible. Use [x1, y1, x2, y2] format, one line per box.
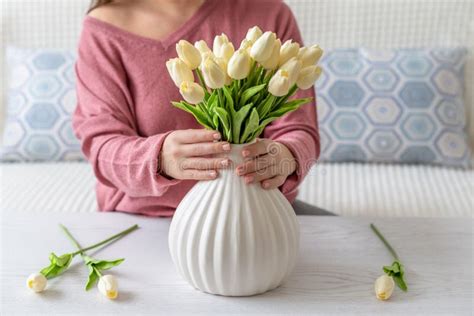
[1, 0, 473, 217]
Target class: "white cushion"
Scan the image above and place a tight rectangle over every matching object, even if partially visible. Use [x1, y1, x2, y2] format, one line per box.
[298, 163, 474, 217]
[1, 162, 472, 217]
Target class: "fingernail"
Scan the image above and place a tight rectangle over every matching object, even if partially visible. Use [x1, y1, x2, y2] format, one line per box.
[209, 171, 217, 178]
[223, 143, 231, 151]
[245, 176, 253, 184]
[236, 167, 243, 175]
[242, 150, 250, 157]
[221, 160, 229, 167]
[213, 133, 221, 140]
[262, 182, 270, 189]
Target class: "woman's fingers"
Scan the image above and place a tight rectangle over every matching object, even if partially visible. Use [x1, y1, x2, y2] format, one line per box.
[181, 157, 230, 170]
[243, 165, 279, 184]
[236, 154, 276, 175]
[241, 139, 270, 158]
[172, 129, 221, 144]
[180, 169, 219, 180]
[181, 141, 231, 157]
[261, 175, 286, 190]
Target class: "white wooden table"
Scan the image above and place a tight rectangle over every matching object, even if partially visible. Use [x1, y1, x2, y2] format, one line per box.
[1, 213, 472, 315]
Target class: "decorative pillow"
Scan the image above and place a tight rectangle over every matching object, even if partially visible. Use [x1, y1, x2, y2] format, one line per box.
[0, 47, 84, 161]
[316, 47, 471, 168]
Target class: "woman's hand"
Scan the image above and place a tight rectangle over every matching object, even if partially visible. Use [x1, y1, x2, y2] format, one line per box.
[160, 129, 231, 180]
[235, 139, 297, 190]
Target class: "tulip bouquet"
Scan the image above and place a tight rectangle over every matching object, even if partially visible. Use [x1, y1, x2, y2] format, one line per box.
[166, 26, 322, 144]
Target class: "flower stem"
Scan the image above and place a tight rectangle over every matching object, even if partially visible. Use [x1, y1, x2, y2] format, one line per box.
[93, 266, 103, 277]
[59, 224, 139, 256]
[195, 68, 208, 93]
[60, 224, 87, 258]
[370, 223, 399, 260]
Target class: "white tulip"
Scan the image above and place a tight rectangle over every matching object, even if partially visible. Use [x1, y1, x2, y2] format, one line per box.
[200, 51, 215, 61]
[98, 275, 119, 300]
[213, 33, 230, 56]
[296, 66, 322, 90]
[298, 45, 324, 68]
[194, 40, 212, 56]
[268, 69, 291, 97]
[180, 81, 205, 104]
[215, 42, 235, 63]
[166, 58, 194, 88]
[261, 39, 281, 70]
[280, 57, 303, 86]
[215, 57, 232, 85]
[250, 31, 277, 63]
[279, 40, 300, 66]
[26, 273, 47, 293]
[201, 56, 226, 89]
[176, 40, 202, 70]
[228, 49, 252, 80]
[374, 275, 395, 301]
[239, 39, 253, 52]
[246, 26, 263, 43]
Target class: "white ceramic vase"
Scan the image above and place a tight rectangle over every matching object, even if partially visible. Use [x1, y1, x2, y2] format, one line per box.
[168, 144, 300, 296]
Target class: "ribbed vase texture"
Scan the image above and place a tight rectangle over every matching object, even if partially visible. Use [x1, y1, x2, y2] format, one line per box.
[168, 144, 300, 296]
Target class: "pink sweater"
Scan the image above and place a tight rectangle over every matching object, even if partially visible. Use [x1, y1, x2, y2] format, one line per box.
[73, 0, 320, 217]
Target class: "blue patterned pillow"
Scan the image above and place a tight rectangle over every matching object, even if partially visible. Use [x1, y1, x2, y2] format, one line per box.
[316, 47, 471, 168]
[1, 47, 84, 161]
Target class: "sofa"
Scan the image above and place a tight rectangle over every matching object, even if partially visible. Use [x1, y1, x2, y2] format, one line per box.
[1, 0, 473, 217]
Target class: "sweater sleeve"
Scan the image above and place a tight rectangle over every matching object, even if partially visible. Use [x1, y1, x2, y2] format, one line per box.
[263, 2, 320, 199]
[72, 26, 180, 198]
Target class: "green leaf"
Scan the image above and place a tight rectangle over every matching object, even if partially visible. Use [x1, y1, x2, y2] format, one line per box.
[257, 95, 276, 119]
[254, 67, 266, 85]
[239, 83, 266, 107]
[222, 86, 234, 111]
[40, 263, 59, 278]
[231, 103, 252, 144]
[94, 258, 125, 271]
[250, 116, 280, 140]
[244, 63, 260, 88]
[268, 104, 299, 118]
[383, 260, 408, 292]
[85, 265, 99, 291]
[172, 101, 213, 129]
[267, 97, 311, 119]
[263, 70, 275, 84]
[217, 89, 225, 109]
[40, 252, 73, 279]
[207, 91, 218, 110]
[212, 112, 220, 130]
[197, 103, 210, 117]
[208, 94, 219, 122]
[214, 107, 232, 141]
[240, 108, 259, 144]
[273, 84, 299, 109]
[52, 253, 72, 267]
[83, 255, 99, 265]
[277, 97, 312, 113]
[393, 275, 408, 292]
[83, 257, 124, 289]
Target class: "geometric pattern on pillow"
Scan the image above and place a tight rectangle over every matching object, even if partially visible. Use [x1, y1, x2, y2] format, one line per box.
[316, 47, 471, 168]
[0, 47, 84, 162]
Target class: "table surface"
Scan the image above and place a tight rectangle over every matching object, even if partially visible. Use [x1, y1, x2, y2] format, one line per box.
[1, 212, 472, 315]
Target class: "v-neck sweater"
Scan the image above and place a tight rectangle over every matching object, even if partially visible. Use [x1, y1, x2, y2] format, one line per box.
[73, 0, 320, 217]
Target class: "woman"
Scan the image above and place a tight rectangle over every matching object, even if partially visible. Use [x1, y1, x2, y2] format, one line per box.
[73, 0, 330, 216]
